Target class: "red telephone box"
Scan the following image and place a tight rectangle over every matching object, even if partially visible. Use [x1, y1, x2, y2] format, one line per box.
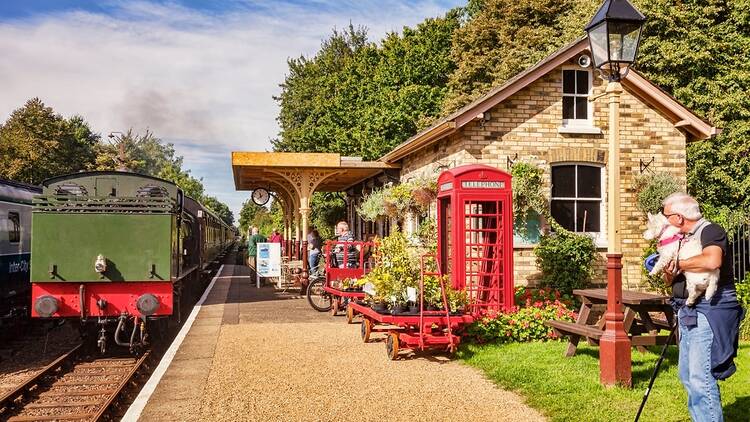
[437, 164, 514, 312]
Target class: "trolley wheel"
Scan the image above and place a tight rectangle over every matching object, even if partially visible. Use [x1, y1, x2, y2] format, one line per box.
[346, 304, 355, 324]
[306, 279, 332, 312]
[331, 299, 339, 316]
[360, 318, 372, 343]
[386, 332, 399, 360]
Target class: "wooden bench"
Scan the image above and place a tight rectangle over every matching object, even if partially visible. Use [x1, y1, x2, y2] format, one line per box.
[546, 288, 676, 357]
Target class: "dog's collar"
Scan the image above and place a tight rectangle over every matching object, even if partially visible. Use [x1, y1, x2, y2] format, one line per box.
[659, 234, 683, 247]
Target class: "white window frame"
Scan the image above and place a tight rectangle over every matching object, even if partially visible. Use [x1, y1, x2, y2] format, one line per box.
[550, 163, 607, 247]
[559, 67, 602, 134]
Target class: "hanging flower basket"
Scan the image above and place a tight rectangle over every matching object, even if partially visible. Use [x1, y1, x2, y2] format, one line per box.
[412, 186, 435, 210]
[383, 200, 399, 218]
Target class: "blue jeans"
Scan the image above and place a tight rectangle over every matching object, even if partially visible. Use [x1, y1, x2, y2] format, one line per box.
[678, 312, 723, 422]
[308, 250, 320, 276]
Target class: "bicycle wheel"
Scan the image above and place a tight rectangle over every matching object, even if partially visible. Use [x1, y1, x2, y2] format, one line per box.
[307, 279, 332, 312]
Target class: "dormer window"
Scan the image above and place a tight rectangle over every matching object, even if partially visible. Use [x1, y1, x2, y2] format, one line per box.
[559, 68, 601, 134]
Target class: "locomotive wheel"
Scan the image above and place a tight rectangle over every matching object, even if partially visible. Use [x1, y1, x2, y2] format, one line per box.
[306, 279, 332, 312]
[346, 304, 355, 324]
[386, 332, 400, 360]
[331, 299, 339, 316]
[360, 319, 372, 343]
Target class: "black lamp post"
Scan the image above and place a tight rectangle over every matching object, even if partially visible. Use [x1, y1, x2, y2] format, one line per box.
[585, 0, 646, 81]
[584, 0, 646, 388]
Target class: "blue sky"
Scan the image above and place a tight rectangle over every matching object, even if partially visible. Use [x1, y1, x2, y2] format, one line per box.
[0, 0, 463, 220]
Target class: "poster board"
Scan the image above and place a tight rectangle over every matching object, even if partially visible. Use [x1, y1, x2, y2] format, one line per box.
[256, 242, 281, 288]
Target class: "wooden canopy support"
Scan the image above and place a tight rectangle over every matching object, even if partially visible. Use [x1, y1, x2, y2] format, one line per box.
[232, 152, 400, 286]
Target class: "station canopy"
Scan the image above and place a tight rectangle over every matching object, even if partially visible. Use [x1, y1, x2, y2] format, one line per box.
[232, 151, 400, 242]
[232, 152, 398, 194]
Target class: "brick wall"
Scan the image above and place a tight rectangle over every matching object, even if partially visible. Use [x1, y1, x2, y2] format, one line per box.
[399, 60, 687, 290]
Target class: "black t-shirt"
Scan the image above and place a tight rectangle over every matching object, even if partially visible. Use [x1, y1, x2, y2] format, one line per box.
[672, 223, 734, 299]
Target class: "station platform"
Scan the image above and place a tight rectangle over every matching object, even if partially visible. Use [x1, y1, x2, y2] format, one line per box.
[124, 264, 544, 422]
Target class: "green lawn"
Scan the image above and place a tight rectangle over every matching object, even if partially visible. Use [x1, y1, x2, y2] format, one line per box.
[458, 341, 750, 422]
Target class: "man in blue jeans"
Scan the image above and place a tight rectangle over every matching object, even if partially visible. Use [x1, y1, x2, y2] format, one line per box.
[662, 193, 744, 422]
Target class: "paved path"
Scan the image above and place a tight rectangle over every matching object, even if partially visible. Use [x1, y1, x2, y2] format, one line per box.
[134, 265, 545, 421]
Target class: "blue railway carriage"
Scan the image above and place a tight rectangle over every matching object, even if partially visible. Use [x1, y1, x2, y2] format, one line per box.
[0, 178, 41, 321]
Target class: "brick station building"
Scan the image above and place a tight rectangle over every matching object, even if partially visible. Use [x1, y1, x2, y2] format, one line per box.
[349, 37, 718, 289]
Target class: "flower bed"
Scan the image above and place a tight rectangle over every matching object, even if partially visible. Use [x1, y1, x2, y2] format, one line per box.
[466, 287, 578, 344]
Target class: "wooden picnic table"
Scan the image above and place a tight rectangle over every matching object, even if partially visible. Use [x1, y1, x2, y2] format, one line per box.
[545, 288, 676, 357]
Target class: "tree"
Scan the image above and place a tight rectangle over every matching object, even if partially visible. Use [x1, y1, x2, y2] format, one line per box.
[273, 11, 460, 160]
[442, 0, 596, 113]
[95, 129, 179, 175]
[202, 196, 234, 226]
[0, 98, 99, 184]
[632, 0, 750, 213]
[238, 200, 274, 237]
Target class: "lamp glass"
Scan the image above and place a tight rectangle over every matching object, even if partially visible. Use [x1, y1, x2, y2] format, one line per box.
[608, 21, 642, 63]
[588, 21, 609, 69]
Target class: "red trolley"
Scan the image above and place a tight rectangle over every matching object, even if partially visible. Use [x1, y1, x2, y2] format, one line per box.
[353, 164, 515, 359]
[321, 240, 374, 321]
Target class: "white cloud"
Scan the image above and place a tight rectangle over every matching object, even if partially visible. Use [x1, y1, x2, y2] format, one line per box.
[0, 0, 462, 218]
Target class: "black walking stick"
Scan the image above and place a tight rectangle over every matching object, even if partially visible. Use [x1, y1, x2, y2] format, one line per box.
[634, 323, 678, 422]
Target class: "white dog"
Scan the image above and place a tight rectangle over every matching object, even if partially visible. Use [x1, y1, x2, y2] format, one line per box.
[643, 213, 719, 306]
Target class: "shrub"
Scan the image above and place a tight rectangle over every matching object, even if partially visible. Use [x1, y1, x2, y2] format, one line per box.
[466, 299, 577, 343]
[510, 161, 548, 240]
[633, 172, 681, 216]
[641, 240, 669, 294]
[534, 230, 598, 295]
[736, 278, 750, 341]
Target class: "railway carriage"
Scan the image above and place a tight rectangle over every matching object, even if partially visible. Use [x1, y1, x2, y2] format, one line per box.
[29, 171, 233, 352]
[1, 179, 41, 322]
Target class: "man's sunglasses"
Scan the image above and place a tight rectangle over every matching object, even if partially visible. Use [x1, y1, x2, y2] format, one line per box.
[660, 207, 680, 219]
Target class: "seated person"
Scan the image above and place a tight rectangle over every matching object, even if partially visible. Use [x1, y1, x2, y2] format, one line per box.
[333, 221, 360, 268]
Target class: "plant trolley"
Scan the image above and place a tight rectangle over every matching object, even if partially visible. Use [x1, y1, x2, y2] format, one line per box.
[321, 240, 374, 321]
[353, 164, 515, 359]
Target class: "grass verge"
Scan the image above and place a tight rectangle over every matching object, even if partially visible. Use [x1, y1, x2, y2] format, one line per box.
[458, 341, 750, 422]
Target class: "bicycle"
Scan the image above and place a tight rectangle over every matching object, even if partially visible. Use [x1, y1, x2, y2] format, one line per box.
[306, 256, 332, 312]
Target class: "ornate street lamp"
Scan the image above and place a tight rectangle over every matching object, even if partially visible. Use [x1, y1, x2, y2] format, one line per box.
[585, 0, 646, 81]
[585, 0, 646, 388]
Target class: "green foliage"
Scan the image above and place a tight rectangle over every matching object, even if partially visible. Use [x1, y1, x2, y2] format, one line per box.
[736, 278, 750, 341]
[157, 163, 205, 201]
[443, 0, 597, 112]
[201, 196, 234, 226]
[273, 12, 460, 159]
[310, 192, 346, 239]
[0, 98, 99, 184]
[460, 341, 750, 422]
[357, 188, 387, 222]
[633, 0, 750, 213]
[415, 217, 437, 250]
[238, 200, 274, 237]
[361, 231, 422, 304]
[534, 230, 598, 294]
[510, 161, 548, 239]
[357, 178, 438, 222]
[633, 172, 681, 216]
[641, 241, 668, 295]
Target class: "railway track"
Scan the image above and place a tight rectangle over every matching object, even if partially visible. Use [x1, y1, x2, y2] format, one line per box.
[0, 344, 151, 421]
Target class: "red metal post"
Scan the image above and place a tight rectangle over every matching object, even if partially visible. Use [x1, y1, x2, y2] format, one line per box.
[599, 253, 632, 387]
[301, 240, 309, 288]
